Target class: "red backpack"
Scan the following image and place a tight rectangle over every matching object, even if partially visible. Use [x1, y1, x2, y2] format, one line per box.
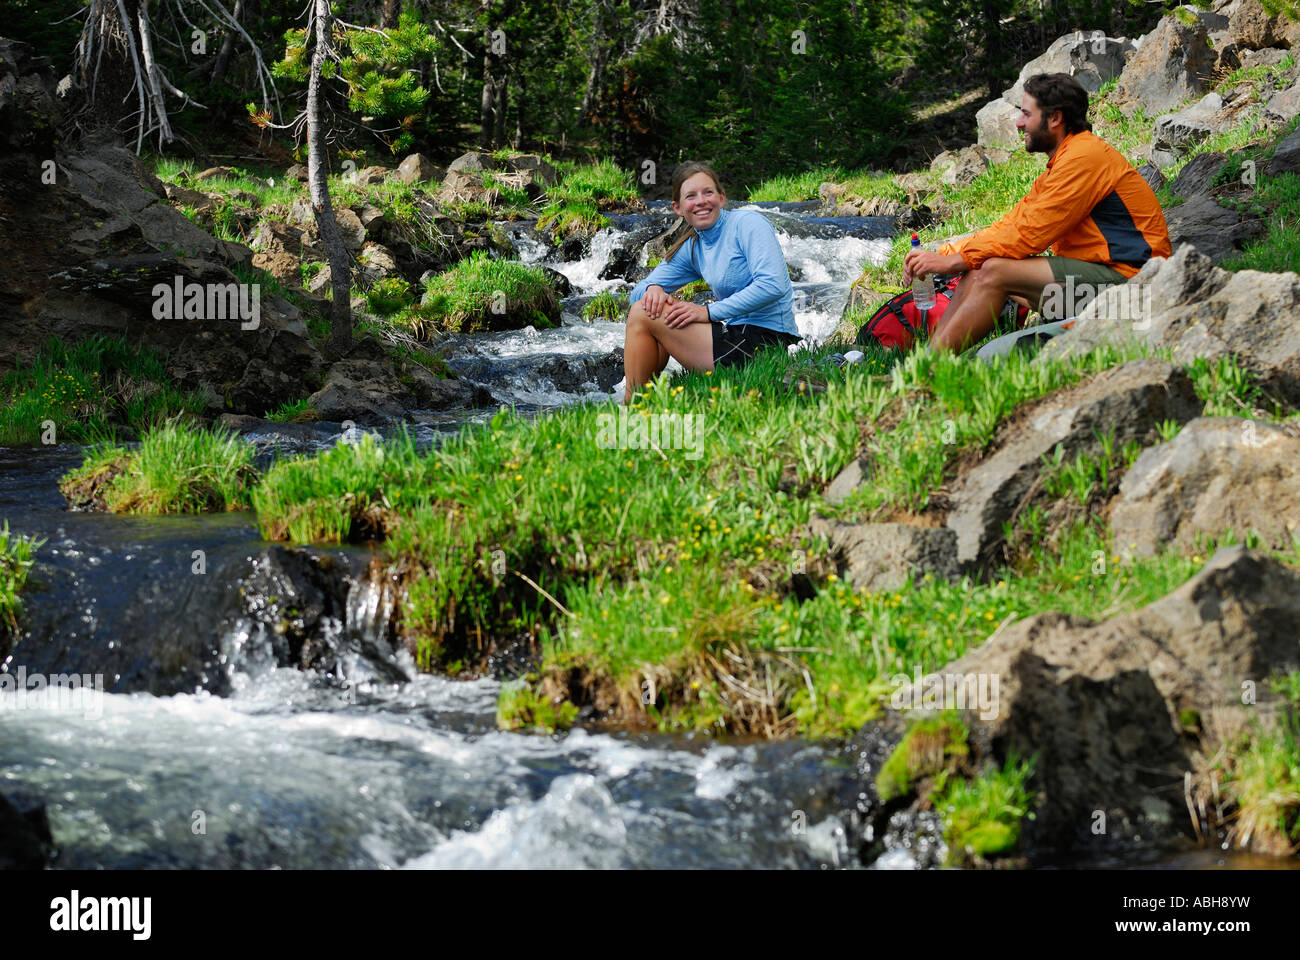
[854, 275, 1030, 351]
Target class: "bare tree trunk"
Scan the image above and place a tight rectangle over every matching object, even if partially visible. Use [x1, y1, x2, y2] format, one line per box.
[381, 0, 401, 29]
[308, 0, 352, 354]
[493, 73, 507, 148]
[210, 0, 246, 86]
[479, 15, 498, 149]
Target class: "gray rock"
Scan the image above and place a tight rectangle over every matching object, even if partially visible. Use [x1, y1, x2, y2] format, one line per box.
[1265, 78, 1300, 124]
[930, 545, 1300, 852]
[975, 97, 1022, 149]
[352, 165, 391, 186]
[1004, 32, 1137, 105]
[1114, 15, 1215, 116]
[1229, 0, 1288, 49]
[358, 241, 398, 279]
[1163, 193, 1263, 261]
[1170, 151, 1228, 198]
[1137, 163, 1166, 192]
[335, 207, 367, 251]
[1041, 245, 1300, 404]
[447, 152, 502, 174]
[1239, 46, 1291, 70]
[396, 152, 442, 185]
[1269, 125, 1300, 174]
[1112, 417, 1300, 556]
[284, 163, 309, 182]
[933, 144, 1011, 188]
[809, 516, 961, 592]
[946, 359, 1203, 566]
[1152, 93, 1226, 165]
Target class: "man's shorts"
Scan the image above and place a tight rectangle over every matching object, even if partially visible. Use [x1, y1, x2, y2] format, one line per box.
[711, 321, 801, 369]
[1037, 256, 1130, 320]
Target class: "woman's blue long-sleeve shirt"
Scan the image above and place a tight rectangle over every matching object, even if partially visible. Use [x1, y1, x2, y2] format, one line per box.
[628, 208, 799, 337]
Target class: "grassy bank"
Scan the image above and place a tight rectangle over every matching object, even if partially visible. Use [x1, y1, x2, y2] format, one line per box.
[0, 337, 203, 446]
[0, 522, 43, 633]
[60, 424, 256, 514]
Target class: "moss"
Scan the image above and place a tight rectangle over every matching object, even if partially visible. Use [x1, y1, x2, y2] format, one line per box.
[876, 711, 971, 803]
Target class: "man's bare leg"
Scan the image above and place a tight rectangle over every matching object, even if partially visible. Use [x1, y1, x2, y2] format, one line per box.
[622, 300, 714, 403]
[933, 257, 1057, 352]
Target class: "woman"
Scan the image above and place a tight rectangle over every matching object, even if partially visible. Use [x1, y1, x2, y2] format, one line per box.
[622, 162, 801, 404]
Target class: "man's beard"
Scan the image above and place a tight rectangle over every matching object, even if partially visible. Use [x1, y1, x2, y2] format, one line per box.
[1024, 117, 1051, 153]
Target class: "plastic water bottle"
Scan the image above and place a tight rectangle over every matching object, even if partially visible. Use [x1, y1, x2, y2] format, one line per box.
[910, 234, 936, 312]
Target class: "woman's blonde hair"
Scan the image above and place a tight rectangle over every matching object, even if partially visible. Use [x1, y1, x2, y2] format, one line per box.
[665, 162, 724, 263]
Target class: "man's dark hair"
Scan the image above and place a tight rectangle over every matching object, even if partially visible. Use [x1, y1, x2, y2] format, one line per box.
[1023, 73, 1092, 134]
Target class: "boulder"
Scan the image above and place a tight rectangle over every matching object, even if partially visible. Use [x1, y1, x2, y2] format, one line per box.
[0, 793, 53, 870]
[352, 165, 391, 186]
[447, 152, 502, 174]
[396, 152, 442, 185]
[1111, 417, 1300, 556]
[307, 359, 409, 424]
[284, 163, 309, 182]
[357, 242, 399, 281]
[1265, 78, 1300, 124]
[251, 251, 302, 283]
[1228, 0, 1289, 49]
[162, 182, 215, 212]
[1041, 245, 1300, 405]
[977, 32, 1136, 148]
[1163, 194, 1263, 261]
[931, 144, 1011, 188]
[1239, 46, 1291, 71]
[926, 546, 1300, 852]
[505, 154, 559, 187]
[946, 359, 1203, 566]
[1113, 15, 1215, 116]
[975, 97, 1022, 149]
[1269, 125, 1300, 174]
[809, 516, 961, 593]
[252, 219, 311, 258]
[1137, 162, 1166, 192]
[1150, 93, 1226, 167]
[335, 207, 367, 251]
[1169, 151, 1227, 198]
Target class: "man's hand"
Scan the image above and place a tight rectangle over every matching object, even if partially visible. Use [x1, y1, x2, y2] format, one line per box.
[663, 300, 710, 329]
[902, 250, 967, 285]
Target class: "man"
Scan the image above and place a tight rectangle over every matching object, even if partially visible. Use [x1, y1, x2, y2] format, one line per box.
[903, 72, 1171, 352]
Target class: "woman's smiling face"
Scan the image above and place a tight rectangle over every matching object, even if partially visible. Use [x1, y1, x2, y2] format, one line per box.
[673, 171, 724, 230]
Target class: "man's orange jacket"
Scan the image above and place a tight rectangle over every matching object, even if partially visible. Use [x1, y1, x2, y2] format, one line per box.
[937, 130, 1172, 279]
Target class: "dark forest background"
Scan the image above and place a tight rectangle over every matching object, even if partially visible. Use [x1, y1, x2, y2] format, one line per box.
[10, 0, 1170, 184]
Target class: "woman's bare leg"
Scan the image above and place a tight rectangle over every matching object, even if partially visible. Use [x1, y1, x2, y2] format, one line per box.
[622, 300, 714, 404]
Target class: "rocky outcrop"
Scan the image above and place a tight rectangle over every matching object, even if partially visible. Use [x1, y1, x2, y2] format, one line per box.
[946, 359, 1202, 567]
[1111, 417, 1300, 556]
[810, 516, 960, 592]
[929, 145, 1010, 188]
[1150, 93, 1226, 167]
[1041, 245, 1300, 405]
[976, 33, 1136, 147]
[396, 152, 443, 185]
[918, 546, 1300, 852]
[1164, 194, 1264, 261]
[1112, 15, 1215, 116]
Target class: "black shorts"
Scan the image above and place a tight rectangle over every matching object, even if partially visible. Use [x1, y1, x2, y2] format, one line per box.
[711, 321, 800, 369]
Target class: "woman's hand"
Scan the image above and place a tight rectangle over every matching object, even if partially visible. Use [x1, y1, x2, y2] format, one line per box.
[662, 300, 710, 329]
[641, 285, 668, 318]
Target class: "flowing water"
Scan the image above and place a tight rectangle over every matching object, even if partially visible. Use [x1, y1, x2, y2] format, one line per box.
[0, 205, 1255, 869]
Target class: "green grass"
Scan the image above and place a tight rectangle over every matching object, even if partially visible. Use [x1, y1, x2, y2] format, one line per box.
[935, 751, 1037, 864]
[250, 430, 428, 543]
[547, 158, 639, 208]
[581, 289, 629, 322]
[537, 198, 608, 239]
[363, 276, 415, 315]
[61, 423, 256, 514]
[746, 166, 844, 202]
[1223, 172, 1300, 273]
[415, 251, 559, 333]
[1218, 53, 1296, 95]
[0, 522, 43, 632]
[1217, 677, 1300, 855]
[0, 336, 203, 446]
[265, 397, 315, 422]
